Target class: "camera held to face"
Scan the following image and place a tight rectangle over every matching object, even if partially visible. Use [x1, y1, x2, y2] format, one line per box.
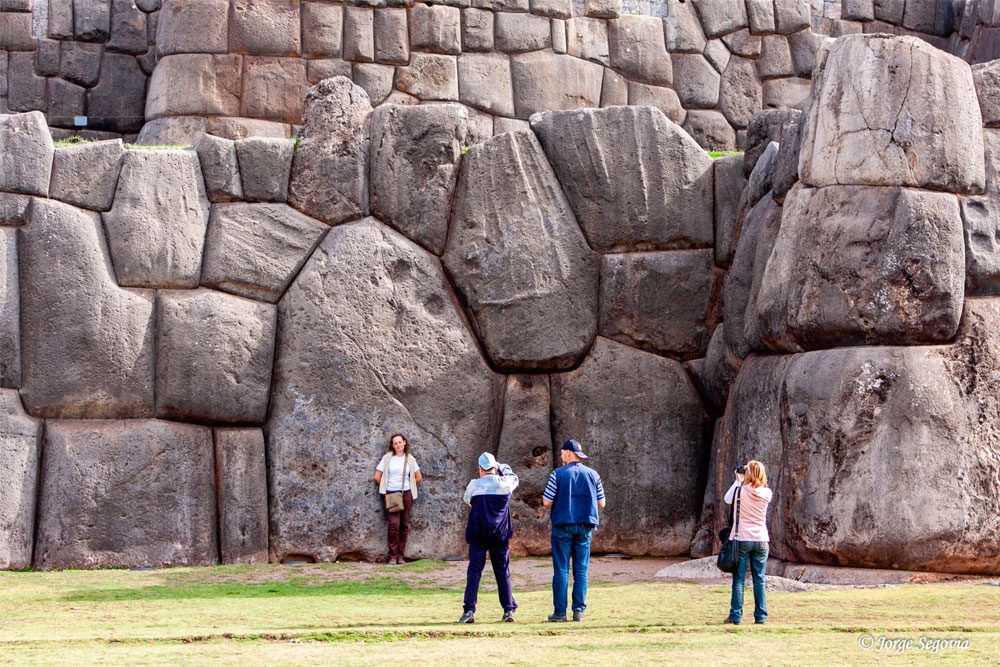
[735, 465, 747, 475]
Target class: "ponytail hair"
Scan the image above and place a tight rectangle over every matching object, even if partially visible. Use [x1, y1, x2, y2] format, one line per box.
[745, 460, 767, 488]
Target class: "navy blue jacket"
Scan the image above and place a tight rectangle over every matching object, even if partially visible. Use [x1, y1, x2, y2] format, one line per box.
[543, 462, 605, 527]
[463, 464, 519, 544]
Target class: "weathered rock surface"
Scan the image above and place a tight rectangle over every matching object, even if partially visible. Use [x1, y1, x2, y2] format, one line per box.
[0, 112, 53, 196]
[722, 194, 782, 359]
[800, 34, 985, 194]
[49, 139, 125, 212]
[156, 289, 277, 424]
[551, 337, 710, 555]
[961, 129, 1000, 296]
[694, 323, 742, 414]
[510, 51, 603, 118]
[215, 428, 269, 564]
[444, 131, 598, 370]
[752, 185, 965, 353]
[607, 15, 672, 86]
[289, 77, 372, 226]
[0, 390, 41, 569]
[744, 108, 799, 178]
[369, 103, 468, 255]
[714, 154, 747, 268]
[531, 106, 714, 252]
[779, 314, 1000, 573]
[599, 250, 721, 360]
[201, 202, 327, 303]
[497, 374, 553, 555]
[20, 199, 155, 419]
[34, 420, 218, 570]
[0, 229, 19, 388]
[146, 54, 243, 118]
[267, 218, 503, 562]
[103, 150, 210, 288]
[236, 137, 295, 203]
[194, 134, 244, 202]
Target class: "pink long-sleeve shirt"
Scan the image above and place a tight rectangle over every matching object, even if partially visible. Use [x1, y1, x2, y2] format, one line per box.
[724, 481, 773, 542]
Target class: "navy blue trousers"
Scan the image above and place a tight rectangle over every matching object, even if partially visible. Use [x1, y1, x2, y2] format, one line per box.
[463, 539, 517, 613]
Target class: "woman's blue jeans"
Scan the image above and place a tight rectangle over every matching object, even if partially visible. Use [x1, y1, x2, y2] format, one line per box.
[729, 540, 768, 624]
[551, 523, 593, 615]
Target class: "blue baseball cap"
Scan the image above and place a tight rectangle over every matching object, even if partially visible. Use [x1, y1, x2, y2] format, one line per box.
[561, 439, 588, 459]
[478, 452, 497, 470]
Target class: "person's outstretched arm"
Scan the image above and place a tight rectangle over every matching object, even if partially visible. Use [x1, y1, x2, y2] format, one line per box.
[496, 463, 519, 493]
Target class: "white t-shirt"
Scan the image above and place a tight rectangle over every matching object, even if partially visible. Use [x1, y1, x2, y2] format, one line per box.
[377, 455, 420, 491]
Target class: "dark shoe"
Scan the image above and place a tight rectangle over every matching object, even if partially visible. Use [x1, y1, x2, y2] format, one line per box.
[459, 611, 475, 624]
[501, 610, 515, 623]
[724, 617, 741, 625]
[547, 613, 567, 622]
[755, 619, 766, 625]
[572, 610, 584, 622]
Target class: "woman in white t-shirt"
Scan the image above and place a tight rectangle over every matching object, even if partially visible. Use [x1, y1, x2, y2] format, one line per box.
[374, 433, 423, 564]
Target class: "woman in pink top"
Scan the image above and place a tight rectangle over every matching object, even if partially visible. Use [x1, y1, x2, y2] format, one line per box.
[723, 460, 773, 625]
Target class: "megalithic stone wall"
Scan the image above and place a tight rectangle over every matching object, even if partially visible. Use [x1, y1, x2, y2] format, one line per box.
[0, 73, 731, 568]
[693, 33, 1000, 574]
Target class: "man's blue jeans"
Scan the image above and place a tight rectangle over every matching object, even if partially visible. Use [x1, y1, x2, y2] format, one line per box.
[551, 523, 593, 615]
[729, 540, 768, 624]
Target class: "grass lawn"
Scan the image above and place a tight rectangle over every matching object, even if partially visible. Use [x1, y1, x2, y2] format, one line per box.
[0, 560, 997, 666]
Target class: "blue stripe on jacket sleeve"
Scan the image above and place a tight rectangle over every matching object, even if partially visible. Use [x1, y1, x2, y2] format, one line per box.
[596, 477, 605, 501]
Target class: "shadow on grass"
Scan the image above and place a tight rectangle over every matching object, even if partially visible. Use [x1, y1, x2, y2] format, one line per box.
[62, 577, 448, 603]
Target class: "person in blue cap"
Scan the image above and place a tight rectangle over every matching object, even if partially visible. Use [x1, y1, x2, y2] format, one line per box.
[458, 452, 520, 624]
[542, 439, 606, 622]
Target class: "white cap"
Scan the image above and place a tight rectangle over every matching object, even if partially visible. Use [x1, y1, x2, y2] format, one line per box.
[478, 452, 497, 470]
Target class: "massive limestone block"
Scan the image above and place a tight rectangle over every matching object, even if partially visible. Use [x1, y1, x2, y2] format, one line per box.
[146, 54, 243, 118]
[156, 289, 277, 424]
[193, 134, 243, 202]
[48, 139, 125, 212]
[752, 185, 965, 353]
[229, 0, 301, 56]
[267, 218, 503, 562]
[103, 150, 211, 288]
[155, 0, 230, 56]
[443, 131, 599, 370]
[20, 199, 155, 419]
[215, 428, 269, 564]
[236, 137, 295, 203]
[0, 229, 18, 388]
[34, 420, 218, 570]
[87, 52, 148, 134]
[289, 77, 372, 226]
[510, 51, 604, 119]
[962, 129, 1000, 296]
[722, 194, 781, 359]
[369, 103, 468, 256]
[607, 15, 672, 86]
[800, 34, 985, 194]
[779, 308, 1000, 574]
[551, 337, 710, 555]
[201, 203, 328, 303]
[714, 154, 747, 268]
[497, 374, 553, 556]
[0, 390, 41, 569]
[0, 112, 53, 197]
[531, 106, 714, 252]
[718, 56, 762, 129]
[599, 250, 721, 360]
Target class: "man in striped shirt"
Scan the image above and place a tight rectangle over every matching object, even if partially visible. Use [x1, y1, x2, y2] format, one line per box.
[542, 439, 606, 622]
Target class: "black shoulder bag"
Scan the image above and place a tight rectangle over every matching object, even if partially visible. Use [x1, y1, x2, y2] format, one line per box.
[716, 485, 742, 573]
